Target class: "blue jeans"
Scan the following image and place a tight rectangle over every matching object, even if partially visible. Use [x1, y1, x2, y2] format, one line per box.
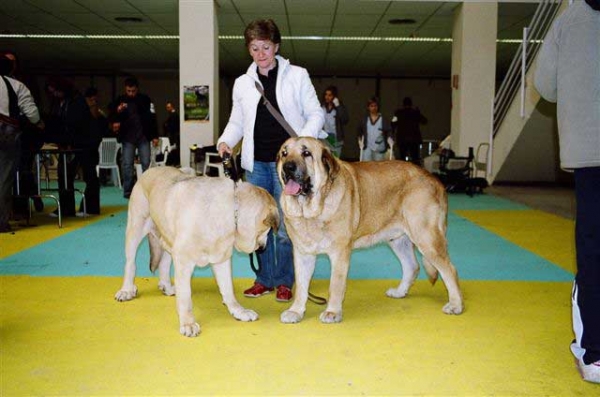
[245, 161, 294, 288]
[122, 140, 150, 197]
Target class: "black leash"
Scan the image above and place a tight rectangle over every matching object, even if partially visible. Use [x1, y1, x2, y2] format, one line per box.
[221, 110, 327, 305]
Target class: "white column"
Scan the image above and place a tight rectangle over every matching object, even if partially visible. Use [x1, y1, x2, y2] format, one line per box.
[179, 0, 219, 167]
[450, 1, 498, 158]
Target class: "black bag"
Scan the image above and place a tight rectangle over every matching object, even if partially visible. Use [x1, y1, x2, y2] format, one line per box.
[0, 76, 22, 150]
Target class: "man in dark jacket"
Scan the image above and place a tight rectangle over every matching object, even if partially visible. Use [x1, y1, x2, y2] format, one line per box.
[44, 80, 105, 216]
[109, 77, 158, 198]
[392, 96, 427, 165]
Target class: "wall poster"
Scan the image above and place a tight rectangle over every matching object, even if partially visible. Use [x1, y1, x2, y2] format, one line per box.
[183, 85, 209, 122]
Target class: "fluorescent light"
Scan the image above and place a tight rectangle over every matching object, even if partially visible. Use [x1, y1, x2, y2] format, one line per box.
[0, 33, 537, 44]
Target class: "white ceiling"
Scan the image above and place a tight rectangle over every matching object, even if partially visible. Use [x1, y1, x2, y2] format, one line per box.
[0, 0, 539, 78]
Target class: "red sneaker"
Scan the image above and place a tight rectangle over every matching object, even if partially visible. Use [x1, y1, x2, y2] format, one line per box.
[243, 282, 274, 298]
[276, 285, 293, 302]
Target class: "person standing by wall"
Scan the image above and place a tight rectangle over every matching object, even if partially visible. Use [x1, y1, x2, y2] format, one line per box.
[321, 85, 349, 158]
[534, 0, 600, 384]
[109, 77, 158, 199]
[0, 57, 44, 233]
[217, 18, 323, 302]
[163, 101, 180, 166]
[357, 96, 391, 161]
[391, 96, 427, 165]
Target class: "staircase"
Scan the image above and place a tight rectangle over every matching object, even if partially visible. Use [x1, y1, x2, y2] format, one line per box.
[489, 0, 565, 184]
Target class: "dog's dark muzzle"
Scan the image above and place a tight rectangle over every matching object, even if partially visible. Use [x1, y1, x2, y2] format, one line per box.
[282, 161, 311, 196]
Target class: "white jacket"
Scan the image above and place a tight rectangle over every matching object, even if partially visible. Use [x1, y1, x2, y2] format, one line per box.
[534, 1, 600, 169]
[0, 75, 40, 124]
[218, 55, 324, 172]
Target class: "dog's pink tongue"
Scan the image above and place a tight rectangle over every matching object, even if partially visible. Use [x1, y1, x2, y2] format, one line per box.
[284, 180, 302, 195]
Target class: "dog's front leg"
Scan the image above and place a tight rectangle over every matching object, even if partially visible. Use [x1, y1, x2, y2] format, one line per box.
[212, 259, 258, 322]
[157, 251, 175, 296]
[281, 252, 316, 324]
[321, 247, 351, 323]
[174, 260, 201, 337]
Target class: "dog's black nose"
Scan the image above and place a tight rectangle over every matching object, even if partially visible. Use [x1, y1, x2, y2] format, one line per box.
[283, 161, 296, 175]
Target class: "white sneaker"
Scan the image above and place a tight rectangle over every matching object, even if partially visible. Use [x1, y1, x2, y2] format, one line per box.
[576, 359, 600, 384]
[75, 212, 90, 218]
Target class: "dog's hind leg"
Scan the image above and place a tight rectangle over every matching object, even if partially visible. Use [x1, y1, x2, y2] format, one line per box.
[415, 232, 464, 315]
[115, 185, 152, 302]
[148, 233, 175, 296]
[386, 235, 420, 299]
[212, 259, 258, 322]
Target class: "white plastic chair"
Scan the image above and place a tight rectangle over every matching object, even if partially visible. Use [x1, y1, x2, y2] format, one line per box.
[203, 152, 224, 177]
[473, 142, 490, 178]
[96, 138, 122, 188]
[153, 137, 171, 167]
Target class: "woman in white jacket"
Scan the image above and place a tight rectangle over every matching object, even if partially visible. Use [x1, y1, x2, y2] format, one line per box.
[217, 19, 323, 302]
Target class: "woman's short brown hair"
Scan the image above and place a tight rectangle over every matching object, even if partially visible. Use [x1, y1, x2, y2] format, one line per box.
[244, 19, 281, 48]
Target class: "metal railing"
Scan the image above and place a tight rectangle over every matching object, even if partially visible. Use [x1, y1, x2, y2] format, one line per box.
[492, 0, 562, 136]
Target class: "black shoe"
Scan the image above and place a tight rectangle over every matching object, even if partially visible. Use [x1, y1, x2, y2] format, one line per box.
[0, 223, 13, 233]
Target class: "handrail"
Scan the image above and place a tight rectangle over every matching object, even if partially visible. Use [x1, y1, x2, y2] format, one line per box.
[493, 0, 562, 136]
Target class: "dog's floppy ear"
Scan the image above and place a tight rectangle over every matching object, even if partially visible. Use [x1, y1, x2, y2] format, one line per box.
[321, 145, 340, 180]
[264, 207, 280, 233]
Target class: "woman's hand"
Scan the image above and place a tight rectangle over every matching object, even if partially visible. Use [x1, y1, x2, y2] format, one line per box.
[218, 142, 231, 157]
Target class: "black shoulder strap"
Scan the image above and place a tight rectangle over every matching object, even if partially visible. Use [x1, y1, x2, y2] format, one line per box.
[254, 81, 297, 138]
[1, 76, 20, 119]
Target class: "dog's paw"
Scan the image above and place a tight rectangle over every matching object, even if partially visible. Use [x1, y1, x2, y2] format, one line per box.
[280, 310, 304, 324]
[232, 308, 259, 322]
[319, 311, 342, 323]
[114, 287, 137, 302]
[180, 322, 201, 337]
[385, 287, 408, 299]
[158, 281, 176, 296]
[442, 302, 464, 315]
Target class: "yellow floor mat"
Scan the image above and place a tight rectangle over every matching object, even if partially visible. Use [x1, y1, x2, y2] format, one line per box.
[1, 276, 595, 396]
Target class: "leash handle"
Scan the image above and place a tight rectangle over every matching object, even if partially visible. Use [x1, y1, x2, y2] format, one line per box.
[221, 152, 239, 181]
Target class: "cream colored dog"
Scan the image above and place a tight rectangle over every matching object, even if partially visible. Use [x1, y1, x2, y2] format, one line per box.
[276, 137, 463, 324]
[114, 167, 279, 337]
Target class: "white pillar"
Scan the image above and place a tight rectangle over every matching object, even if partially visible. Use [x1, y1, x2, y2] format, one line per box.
[450, 1, 498, 157]
[179, 0, 219, 168]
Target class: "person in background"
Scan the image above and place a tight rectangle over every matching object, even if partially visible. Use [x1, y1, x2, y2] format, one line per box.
[392, 96, 427, 165]
[69, 87, 106, 215]
[108, 77, 158, 199]
[163, 101, 180, 166]
[217, 18, 323, 302]
[534, 0, 600, 384]
[357, 96, 391, 161]
[2, 51, 44, 214]
[44, 80, 104, 216]
[0, 57, 44, 233]
[321, 85, 349, 157]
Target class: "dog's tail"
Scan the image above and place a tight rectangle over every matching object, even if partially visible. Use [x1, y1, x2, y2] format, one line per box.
[148, 233, 163, 273]
[422, 258, 439, 285]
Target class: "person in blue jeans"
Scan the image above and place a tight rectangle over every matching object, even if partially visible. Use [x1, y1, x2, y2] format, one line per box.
[217, 19, 323, 302]
[108, 77, 158, 199]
